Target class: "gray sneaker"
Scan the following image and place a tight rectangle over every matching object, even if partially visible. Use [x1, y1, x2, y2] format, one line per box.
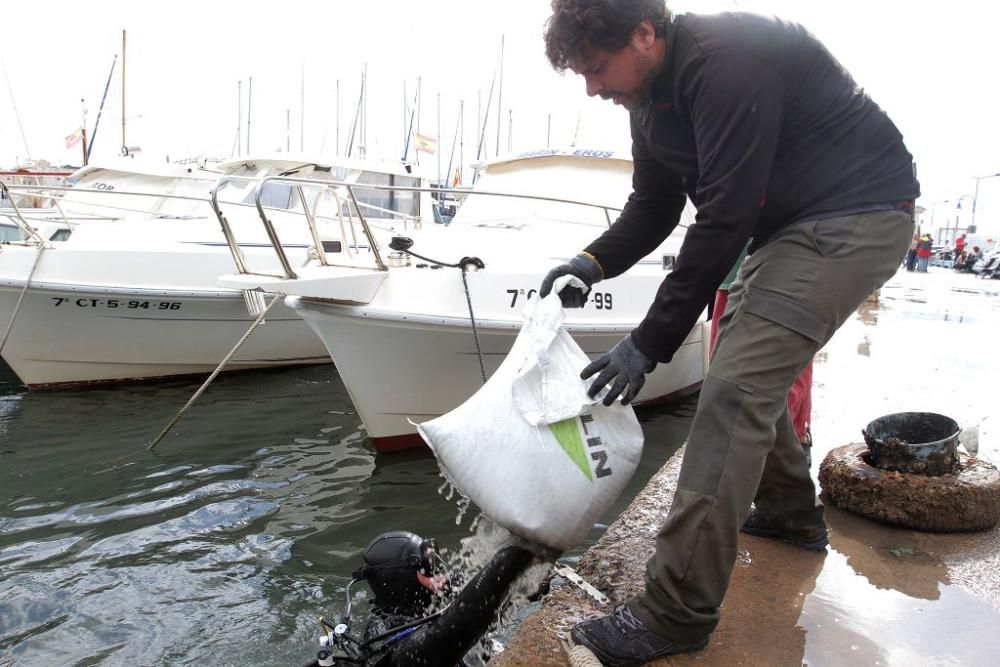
[570, 604, 708, 667]
[740, 507, 828, 551]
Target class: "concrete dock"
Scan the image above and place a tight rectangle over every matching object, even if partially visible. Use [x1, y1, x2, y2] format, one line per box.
[496, 268, 1000, 666]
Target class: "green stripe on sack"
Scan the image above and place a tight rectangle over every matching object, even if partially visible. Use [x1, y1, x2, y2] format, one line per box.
[549, 418, 592, 481]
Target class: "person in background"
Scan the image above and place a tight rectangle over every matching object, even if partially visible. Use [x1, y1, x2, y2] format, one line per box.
[905, 234, 919, 272]
[959, 245, 983, 272]
[539, 1, 918, 664]
[955, 233, 967, 257]
[917, 233, 933, 272]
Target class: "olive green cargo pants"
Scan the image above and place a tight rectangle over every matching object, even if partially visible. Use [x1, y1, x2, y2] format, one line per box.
[630, 209, 914, 642]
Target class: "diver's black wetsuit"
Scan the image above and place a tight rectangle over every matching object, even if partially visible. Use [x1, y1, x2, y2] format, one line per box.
[366, 546, 533, 667]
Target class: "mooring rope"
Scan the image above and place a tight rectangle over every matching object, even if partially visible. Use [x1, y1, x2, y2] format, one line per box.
[389, 242, 488, 385]
[147, 292, 281, 451]
[458, 260, 488, 385]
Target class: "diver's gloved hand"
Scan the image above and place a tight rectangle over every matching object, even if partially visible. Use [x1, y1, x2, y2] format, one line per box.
[581, 334, 656, 406]
[538, 252, 603, 308]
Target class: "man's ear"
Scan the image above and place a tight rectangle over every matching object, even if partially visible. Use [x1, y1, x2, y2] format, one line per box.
[632, 19, 657, 50]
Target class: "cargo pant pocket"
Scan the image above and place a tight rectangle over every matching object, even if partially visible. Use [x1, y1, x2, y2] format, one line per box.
[744, 287, 831, 344]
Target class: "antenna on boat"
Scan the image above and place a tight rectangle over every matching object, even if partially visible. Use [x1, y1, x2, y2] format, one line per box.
[87, 54, 117, 161]
[336, 79, 340, 156]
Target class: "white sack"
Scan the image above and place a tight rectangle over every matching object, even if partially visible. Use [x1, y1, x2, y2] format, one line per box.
[417, 280, 644, 552]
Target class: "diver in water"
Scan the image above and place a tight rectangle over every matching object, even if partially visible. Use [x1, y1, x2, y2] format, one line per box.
[307, 530, 536, 667]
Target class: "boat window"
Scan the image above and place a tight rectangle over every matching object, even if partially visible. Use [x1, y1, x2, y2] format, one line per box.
[349, 171, 393, 218]
[49, 228, 72, 242]
[259, 182, 296, 210]
[392, 175, 420, 217]
[342, 172, 421, 220]
[0, 224, 23, 242]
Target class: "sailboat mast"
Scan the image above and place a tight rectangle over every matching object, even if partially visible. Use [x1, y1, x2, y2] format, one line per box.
[300, 61, 305, 151]
[87, 54, 116, 161]
[495, 34, 504, 156]
[80, 98, 88, 166]
[445, 99, 463, 188]
[246, 76, 253, 154]
[436, 92, 441, 184]
[236, 80, 242, 157]
[121, 29, 126, 151]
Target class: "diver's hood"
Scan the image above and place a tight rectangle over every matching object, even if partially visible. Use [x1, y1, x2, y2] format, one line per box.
[355, 531, 435, 614]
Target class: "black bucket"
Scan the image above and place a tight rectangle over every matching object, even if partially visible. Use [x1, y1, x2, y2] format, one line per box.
[863, 412, 961, 476]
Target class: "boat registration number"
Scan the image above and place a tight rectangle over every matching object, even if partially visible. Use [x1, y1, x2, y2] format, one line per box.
[506, 289, 613, 310]
[50, 297, 183, 311]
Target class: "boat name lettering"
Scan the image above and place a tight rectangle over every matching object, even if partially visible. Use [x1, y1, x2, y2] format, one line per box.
[513, 148, 614, 159]
[50, 297, 182, 310]
[505, 289, 612, 310]
[92, 182, 116, 191]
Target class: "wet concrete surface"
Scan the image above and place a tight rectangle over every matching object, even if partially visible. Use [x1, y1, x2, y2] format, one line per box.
[497, 269, 1000, 666]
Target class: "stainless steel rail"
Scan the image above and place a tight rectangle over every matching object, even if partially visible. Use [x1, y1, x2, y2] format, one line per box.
[4, 176, 634, 287]
[0, 181, 50, 245]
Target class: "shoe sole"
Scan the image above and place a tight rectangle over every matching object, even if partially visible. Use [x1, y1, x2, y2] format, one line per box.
[740, 524, 829, 551]
[571, 631, 709, 667]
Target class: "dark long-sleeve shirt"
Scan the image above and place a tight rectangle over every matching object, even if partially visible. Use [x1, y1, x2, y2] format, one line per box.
[584, 12, 920, 362]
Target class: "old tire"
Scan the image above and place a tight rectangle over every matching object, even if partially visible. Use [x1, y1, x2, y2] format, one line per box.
[818, 443, 1000, 532]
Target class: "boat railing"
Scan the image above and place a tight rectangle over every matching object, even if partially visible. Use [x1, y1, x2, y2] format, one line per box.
[2, 176, 629, 284]
[0, 181, 60, 245]
[213, 174, 626, 281]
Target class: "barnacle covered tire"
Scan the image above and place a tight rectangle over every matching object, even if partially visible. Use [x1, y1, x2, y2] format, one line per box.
[818, 443, 1000, 532]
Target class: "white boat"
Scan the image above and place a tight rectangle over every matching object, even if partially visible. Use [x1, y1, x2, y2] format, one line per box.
[220, 148, 707, 452]
[0, 154, 433, 387]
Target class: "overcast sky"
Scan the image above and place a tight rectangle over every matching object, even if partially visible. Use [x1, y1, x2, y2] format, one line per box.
[2, 0, 998, 235]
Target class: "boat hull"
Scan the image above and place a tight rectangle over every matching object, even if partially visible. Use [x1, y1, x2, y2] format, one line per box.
[0, 282, 328, 388]
[291, 294, 706, 452]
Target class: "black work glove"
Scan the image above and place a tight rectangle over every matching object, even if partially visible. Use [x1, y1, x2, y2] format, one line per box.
[538, 253, 603, 308]
[581, 334, 656, 406]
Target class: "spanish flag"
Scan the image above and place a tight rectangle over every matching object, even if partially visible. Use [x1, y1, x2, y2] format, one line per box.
[65, 127, 84, 150]
[452, 166, 461, 187]
[414, 133, 437, 155]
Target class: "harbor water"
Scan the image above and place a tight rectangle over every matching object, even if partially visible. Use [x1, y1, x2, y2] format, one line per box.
[0, 361, 695, 665]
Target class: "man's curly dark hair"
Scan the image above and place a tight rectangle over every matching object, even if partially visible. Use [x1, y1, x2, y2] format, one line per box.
[544, 0, 669, 71]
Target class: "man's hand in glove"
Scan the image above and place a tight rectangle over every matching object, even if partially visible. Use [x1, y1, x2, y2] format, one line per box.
[581, 334, 657, 406]
[538, 252, 603, 308]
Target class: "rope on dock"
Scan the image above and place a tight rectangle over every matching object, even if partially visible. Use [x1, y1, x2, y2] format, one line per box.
[147, 292, 281, 451]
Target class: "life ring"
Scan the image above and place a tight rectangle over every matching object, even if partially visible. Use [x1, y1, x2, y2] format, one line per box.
[818, 443, 1000, 532]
